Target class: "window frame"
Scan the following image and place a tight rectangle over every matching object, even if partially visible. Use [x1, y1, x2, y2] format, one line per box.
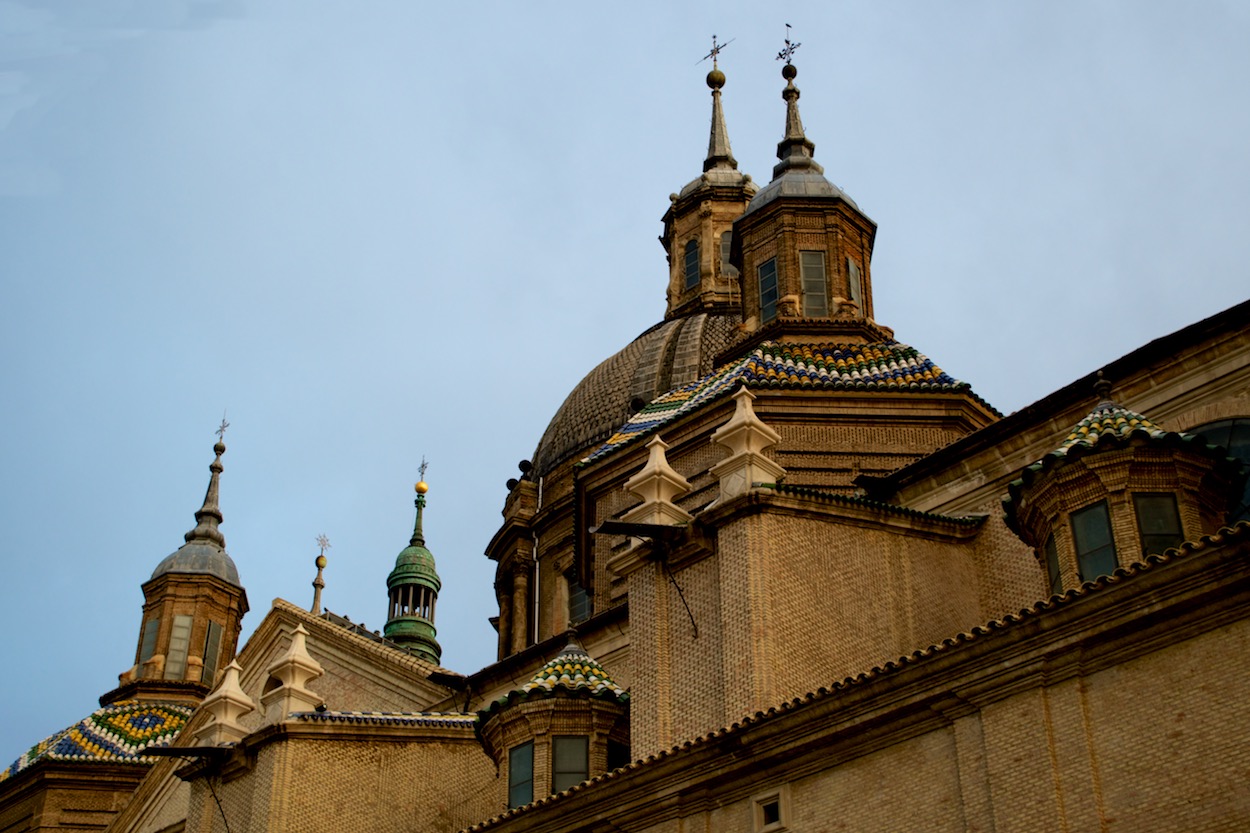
[799, 251, 828, 317]
[1071, 500, 1118, 582]
[758, 258, 779, 323]
[164, 614, 194, 680]
[1134, 492, 1184, 556]
[684, 239, 700, 290]
[508, 741, 534, 808]
[551, 735, 589, 793]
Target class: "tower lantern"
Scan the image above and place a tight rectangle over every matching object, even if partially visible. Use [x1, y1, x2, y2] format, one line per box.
[383, 469, 443, 665]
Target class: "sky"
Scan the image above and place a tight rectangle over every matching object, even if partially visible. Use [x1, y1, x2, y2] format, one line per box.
[2, 1, 1249, 758]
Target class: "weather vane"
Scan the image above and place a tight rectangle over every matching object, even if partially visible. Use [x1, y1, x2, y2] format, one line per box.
[418, 456, 429, 482]
[777, 23, 801, 65]
[316, 534, 331, 556]
[216, 412, 230, 442]
[700, 34, 734, 66]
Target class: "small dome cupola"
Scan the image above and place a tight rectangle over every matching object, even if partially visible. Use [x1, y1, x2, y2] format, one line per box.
[106, 424, 249, 706]
[730, 36, 882, 340]
[476, 635, 630, 809]
[383, 470, 443, 665]
[1004, 374, 1245, 595]
[660, 37, 757, 321]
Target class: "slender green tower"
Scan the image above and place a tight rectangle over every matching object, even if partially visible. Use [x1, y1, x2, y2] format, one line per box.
[383, 472, 442, 664]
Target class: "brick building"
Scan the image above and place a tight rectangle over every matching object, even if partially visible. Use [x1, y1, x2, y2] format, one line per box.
[3, 56, 1249, 833]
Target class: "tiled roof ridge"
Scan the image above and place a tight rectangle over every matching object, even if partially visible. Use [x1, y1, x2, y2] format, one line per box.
[771, 482, 985, 526]
[583, 340, 983, 466]
[0, 700, 195, 784]
[292, 710, 475, 728]
[463, 519, 1250, 831]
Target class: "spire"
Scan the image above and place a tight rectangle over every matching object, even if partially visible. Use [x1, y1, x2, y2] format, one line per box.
[772, 60, 822, 179]
[384, 461, 442, 664]
[311, 534, 329, 615]
[702, 35, 737, 173]
[184, 423, 228, 548]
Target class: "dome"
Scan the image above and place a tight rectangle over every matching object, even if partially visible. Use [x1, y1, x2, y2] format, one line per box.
[531, 311, 743, 475]
[744, 168, 861, 215]
[388, 543, 441, 592]
[150, 542, 241, 587]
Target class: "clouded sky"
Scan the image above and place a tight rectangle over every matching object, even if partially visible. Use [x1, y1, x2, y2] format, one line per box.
[2, 1, 1248, 758]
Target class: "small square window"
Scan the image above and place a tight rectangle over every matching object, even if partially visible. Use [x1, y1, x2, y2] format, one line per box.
[751, 785, 790, 832]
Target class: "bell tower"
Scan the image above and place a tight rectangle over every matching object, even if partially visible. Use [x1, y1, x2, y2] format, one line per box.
[730, 54, 886, 343]
[383, 471, 443, 665]
[104, 428, 249, 706]
[660, 40, 757, 320]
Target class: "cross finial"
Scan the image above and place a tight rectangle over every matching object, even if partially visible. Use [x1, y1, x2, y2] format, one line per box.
[700, 34, 734, 67]
[215, 414, 230, 442]
[776, 23, 801, 65]
[316, 534, 331, 556]
[418, 456, 429, 482]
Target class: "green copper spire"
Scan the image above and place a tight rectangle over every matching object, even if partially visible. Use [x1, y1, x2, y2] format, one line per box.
[383, 473, 442, 665]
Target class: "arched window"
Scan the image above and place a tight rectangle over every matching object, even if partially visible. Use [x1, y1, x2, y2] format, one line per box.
[1190, 418, 1250, 522]
[684, 239, 700, 290]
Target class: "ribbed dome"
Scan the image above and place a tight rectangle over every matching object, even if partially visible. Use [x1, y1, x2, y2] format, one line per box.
[388, 543, 441, 592]
[151, 542, 241, 587]
[531, 312, 742, 475]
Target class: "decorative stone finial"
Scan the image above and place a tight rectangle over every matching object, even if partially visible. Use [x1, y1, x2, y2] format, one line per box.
[710, 387, 786, 499]
[621, 436, 694, 526]
[260, 624, 324, 723]
[195, 660, 256, 745]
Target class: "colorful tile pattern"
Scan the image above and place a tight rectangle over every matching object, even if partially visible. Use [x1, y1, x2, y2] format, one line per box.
[1054, 401, 1166, 454]
[583, 341, 967, 464]
[0, 700, 193, 783]
[517, 643, 627, 700]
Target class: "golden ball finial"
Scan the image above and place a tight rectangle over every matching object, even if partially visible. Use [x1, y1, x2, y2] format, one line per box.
[415, 481, 429, 494]
[315, 554, 327, 569]
[706, 67, 725, 90]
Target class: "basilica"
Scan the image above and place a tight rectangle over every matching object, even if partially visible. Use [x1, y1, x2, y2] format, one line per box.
[3, 52, 1249, 833]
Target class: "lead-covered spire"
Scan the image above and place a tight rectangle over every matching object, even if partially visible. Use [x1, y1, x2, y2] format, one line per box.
[184, 437, 226, 548]
[703, 50, 737, 173]
[772, 62, 823, 179]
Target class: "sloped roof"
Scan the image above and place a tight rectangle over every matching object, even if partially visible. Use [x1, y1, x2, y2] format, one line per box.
[293, 710, 475, 729]
[583, 341, 969, 464]
[0, 700, 193, 783]
[1054, 401, 1166, 454]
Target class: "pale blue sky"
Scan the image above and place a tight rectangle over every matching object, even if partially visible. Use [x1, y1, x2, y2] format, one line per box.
[3, 1, 1248, 757]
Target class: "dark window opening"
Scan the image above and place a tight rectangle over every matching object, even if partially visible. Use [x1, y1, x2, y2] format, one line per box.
[761, 800, 781, 826]
[139, 617, 161, 665]
[684, 240, 700, 290]
[847, 258, 862, 305]
[508, 741, 534, 808]
[567, 575, 591, 625]
[720, 231, 738, 278]
[1071, 501, 1117, 581]
[1134, 492, 1184, 555]
[1190, 417, 1250, 522]
[200, 621, 223, 685]
[1043, 534, 1062, 595]
[552, 736, 589, 793]
[759, 258, 778, 323]
[607, 740, 630, 771]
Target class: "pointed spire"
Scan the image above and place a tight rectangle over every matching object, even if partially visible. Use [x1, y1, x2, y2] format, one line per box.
[773, 61, 823, 179]
[702, 36, 737, 174]
[184, 429, 227, 549]
[410, 484, 428, 546]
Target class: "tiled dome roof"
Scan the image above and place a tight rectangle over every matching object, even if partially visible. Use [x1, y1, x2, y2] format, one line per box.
[1053, 401, 1166, 454]
[531, 312, 741, 476]
[517, 642, 627, 699]
[584, 340, 970, 464]
[0, 700, 193, 783]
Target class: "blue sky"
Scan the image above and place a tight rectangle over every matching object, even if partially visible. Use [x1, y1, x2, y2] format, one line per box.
[2, 1, 1249, 757]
